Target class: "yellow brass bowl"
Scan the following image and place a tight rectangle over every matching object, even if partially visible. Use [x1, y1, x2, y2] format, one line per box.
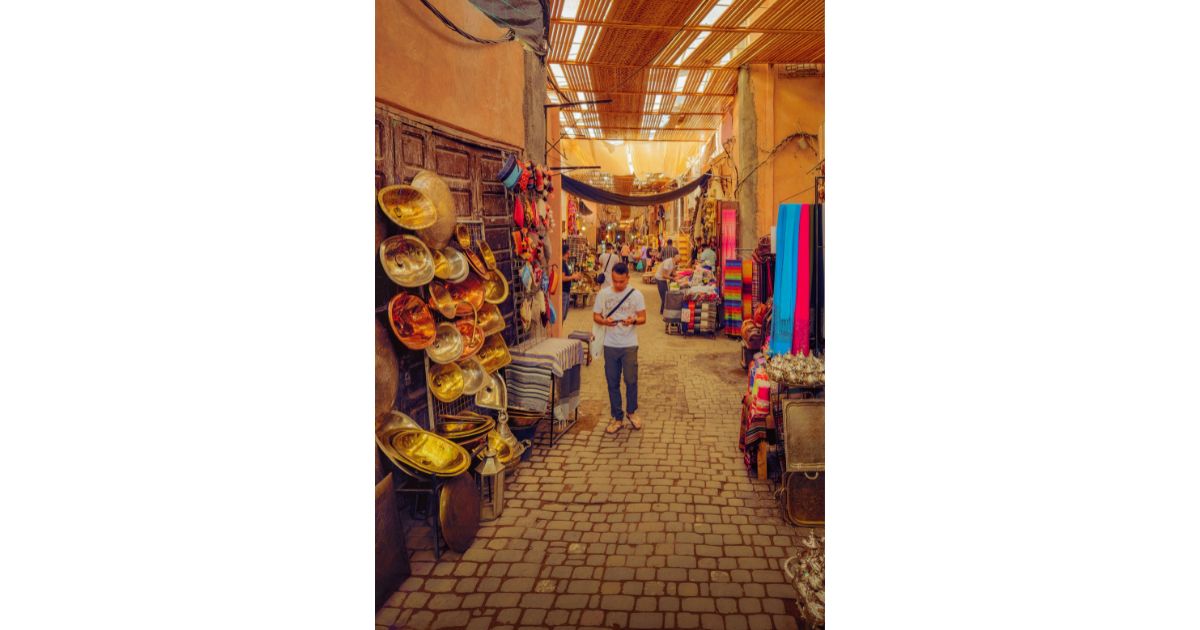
[427, 281, 457, 319]
[387, 293, 437, 350]
[477, 240, 498, 271]
[464, 247, 490, 276]
[387, 430, 471, 477]
[455, 223, 472, 249]
[410, 170, 457, 250]
[481, 430, 515, 464]
[377, 184, 438, 230]
[432, 248, 470, 283]
[379, 234, 435, 287]
[475, 372, 508, 410]
[428, 361, 465, 403]
[482, 270, 509, 305]
[476, 303, 506, 336]
[446, 274, 485, 317]
[437, 416, 495, 442]
[426, 322, 465, 365]
[458, 357, 487, 394]
[476, 333, 512, 373]
[376, 410, 423, 437]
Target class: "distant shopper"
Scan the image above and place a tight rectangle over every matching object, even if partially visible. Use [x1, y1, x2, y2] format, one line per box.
[620, 242, 631, 264]
[593, 263, 647, 434]
[654, 254, 677, 315]
[661, 239, 679, 261]
[596, 243, 620, 289]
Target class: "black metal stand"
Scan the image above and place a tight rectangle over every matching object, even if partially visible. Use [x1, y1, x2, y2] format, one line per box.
[393, 475, 448, 560]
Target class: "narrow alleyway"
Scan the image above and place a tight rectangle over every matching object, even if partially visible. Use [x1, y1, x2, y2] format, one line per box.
[379, 281, 810, 630]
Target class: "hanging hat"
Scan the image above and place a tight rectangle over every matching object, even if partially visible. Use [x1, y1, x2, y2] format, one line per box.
[379, 235, 435, 287]
[520, 263, 533, 291]
[432, 247, 470, 283]
[497, 154, 521, 190]
[377, 182, 438, 231]
[409, 170, 457, 249]
[548, 300, 558, 325]
[518, 299, 533, 331]
[387, 292, 437, 350]
[514, 197, 525, 228]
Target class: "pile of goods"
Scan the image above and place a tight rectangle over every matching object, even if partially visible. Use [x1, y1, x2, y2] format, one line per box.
[782, 531, 825, 628]
[499, 155, 559, 331]
[764, 351, 825, 386]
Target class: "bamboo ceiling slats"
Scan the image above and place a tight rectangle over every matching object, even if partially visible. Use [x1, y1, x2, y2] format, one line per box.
[548, 0, 822, 141]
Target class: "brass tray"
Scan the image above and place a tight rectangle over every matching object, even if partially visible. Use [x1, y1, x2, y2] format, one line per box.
[439, 473, 481, 553]
[375, 320, 399, 422]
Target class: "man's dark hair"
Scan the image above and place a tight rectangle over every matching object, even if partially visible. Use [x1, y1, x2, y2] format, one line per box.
[667, 239, 673, 245]
[612, 262, 629, 276]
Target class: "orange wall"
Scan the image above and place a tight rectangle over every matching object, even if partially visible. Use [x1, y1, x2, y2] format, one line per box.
[729, 65, 825, 239]
[376, 0, 525, 148]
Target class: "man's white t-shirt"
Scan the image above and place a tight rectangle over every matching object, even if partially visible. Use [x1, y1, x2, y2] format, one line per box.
[596, 252, 619, 289]
[593, 286, 646, 348]
[654, 257, 676, 281]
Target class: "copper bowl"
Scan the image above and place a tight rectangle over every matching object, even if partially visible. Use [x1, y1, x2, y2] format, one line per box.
[456, 315, 485, 359]
[427, 281, 458, 319]
[410, 170, 457, 250]
[387, 293, 437, 350]
[436, 415, 495, 443]
[426, 322, 465, 365]
[432, 247, 471, 283]
[446, 274, 485, 317]
[464, 247, 490, 276]
[476, 333, 513, 374]
[379, 234, 435, 287]
[377, 184, 438, 230]
[428, 361, 465, 403]
[482, 270, 509, 305]
[384, 430, 471, 477]
[476, 303, 506, 336]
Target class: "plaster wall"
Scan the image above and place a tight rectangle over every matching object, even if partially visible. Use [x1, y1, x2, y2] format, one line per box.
[376, 0, 526, 149]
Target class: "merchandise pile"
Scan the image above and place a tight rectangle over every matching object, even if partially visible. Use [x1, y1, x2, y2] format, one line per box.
[763, 351, 825, 386]
[783, 531, 825, 628]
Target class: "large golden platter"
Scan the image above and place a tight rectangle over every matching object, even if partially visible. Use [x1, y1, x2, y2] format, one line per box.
[410, 170, 457, 250]
[378, 184, 437, 230]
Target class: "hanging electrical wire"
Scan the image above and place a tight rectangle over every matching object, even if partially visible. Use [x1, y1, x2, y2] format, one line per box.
[417, 0, 517, 45]
[734, 132, 819, 195]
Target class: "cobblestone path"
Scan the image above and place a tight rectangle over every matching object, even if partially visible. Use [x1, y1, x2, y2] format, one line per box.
[379, 280, 811, 629]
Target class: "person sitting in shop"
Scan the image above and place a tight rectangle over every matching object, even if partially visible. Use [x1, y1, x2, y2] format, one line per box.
[654, 254, 677, 315]
[699, 239, 718, 269]
[593, 262, 646, 435]
[560, 242, 583, 321]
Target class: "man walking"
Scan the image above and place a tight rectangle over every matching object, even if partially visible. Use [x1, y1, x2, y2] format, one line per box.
[593, 263, 647, 434]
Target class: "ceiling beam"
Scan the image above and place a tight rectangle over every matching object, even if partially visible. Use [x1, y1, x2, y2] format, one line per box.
[565, 125, 716, 131]
[554, 18, 823, 36]
[557, 88, 735, 98]
[559, 110, 729, 116]
[559, 137, 709, 143]
[548, 59, 740, 72]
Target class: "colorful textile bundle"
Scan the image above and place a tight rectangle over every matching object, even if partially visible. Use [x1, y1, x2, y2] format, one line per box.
[769, 204, 802, 354]
[504, 363, 552, 411]
[722, 259, 744, 334]
[739, 355, 773, 472]
[721, 206, 738, 261]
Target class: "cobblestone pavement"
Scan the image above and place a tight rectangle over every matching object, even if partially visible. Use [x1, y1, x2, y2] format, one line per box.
[380, 280, 813, 630]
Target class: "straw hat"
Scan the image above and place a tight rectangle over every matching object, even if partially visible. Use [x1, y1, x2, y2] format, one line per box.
[379, 234, 435, 287]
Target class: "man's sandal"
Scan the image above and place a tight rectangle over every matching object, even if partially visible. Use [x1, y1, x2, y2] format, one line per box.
[606, 419, 623, 434]
[627, 413, 643, 430]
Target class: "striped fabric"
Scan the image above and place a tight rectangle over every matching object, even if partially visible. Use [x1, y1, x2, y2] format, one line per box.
[723, 259, 744, 334]
[509, 337, 585, 377]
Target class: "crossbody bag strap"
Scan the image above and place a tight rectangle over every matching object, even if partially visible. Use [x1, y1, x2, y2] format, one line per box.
[604, 289, 635, 319]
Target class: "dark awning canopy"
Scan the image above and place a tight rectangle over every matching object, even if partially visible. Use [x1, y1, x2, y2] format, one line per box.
[561, 172, 711, 207]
